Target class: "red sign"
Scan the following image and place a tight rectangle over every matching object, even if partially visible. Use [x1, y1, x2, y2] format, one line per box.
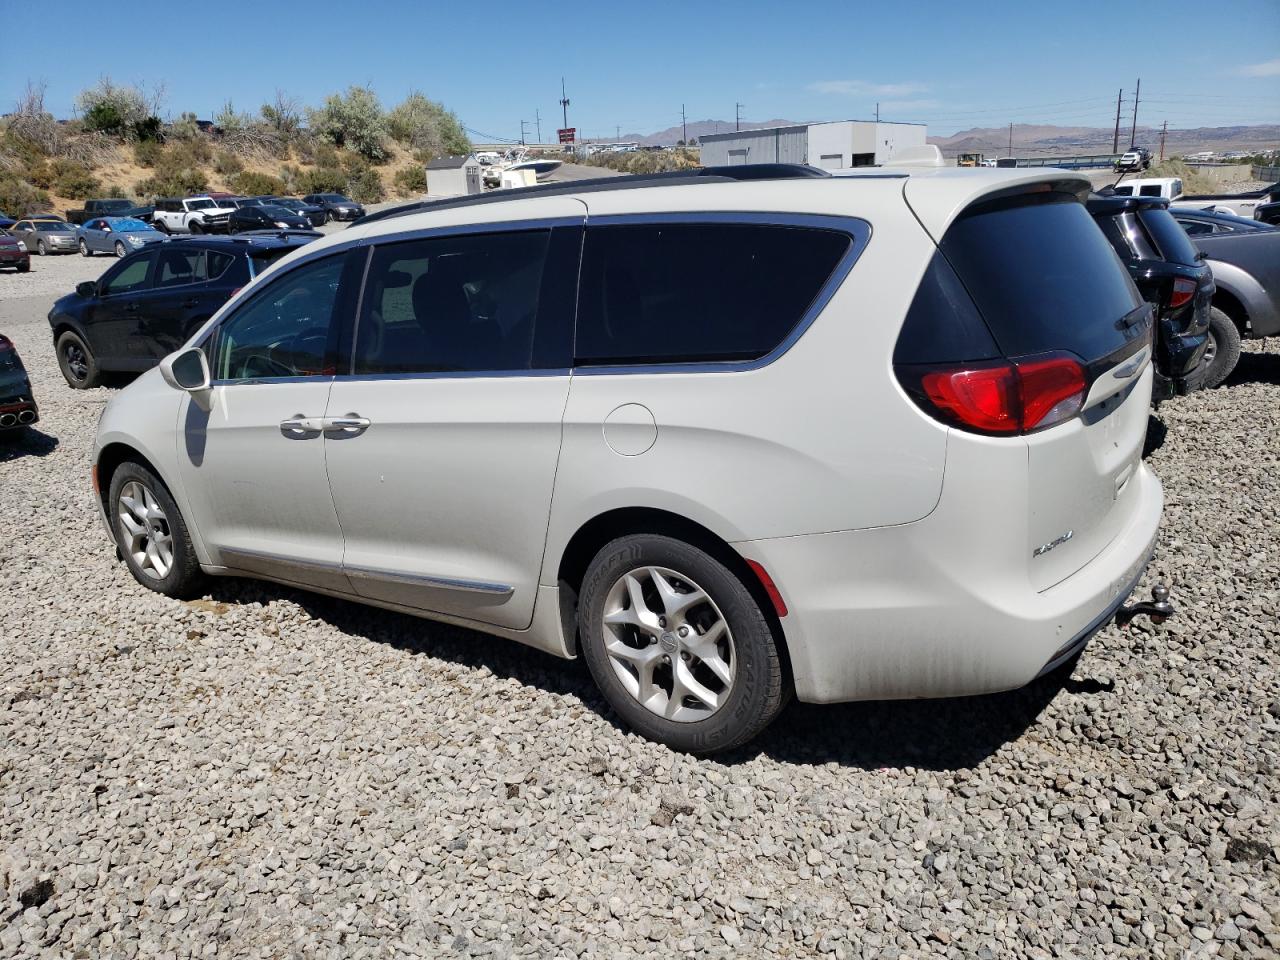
[558, 127, 576, 144]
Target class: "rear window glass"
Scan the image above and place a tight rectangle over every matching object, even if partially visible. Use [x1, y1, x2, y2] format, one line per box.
[575, 223, 851, 365]
[939, 194, 1144, 362]
[1138, 207, 1200, 267]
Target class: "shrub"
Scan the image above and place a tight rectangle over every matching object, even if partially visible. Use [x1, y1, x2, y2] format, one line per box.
[260, 91, 302, 137]
[347, 167, 385, 203]
[77, 78, 153, 137]
[214, 152, 244, 175]
[393, 165, 427, 196]
[231, 171, 286, 196]
[135, 160, 208, 199]
[104, 184, 127, 199]
[134, 140, 164, 167]
[308, 86, 388, 161]
[21, 159, 54, 190]
[133, 116, 163, 143]
[294, 137, 340, 168]
[387, 91, 470, 159]
[52, 161, 100, 199]
[295, 166, 347, 196]
[0, 176, 50, 215]
[169, 138, 212, 166]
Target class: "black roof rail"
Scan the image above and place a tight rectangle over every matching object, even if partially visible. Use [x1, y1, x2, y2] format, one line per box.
[352, 163, 830, 227]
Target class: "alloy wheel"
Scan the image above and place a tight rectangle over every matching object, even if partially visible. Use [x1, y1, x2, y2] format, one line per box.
[79, 239, 90, 256]
[36, 240, 46, 255]
[600, 566, 736, 722]
[63, 342, 89, 382]
[1203, 330, 1218, 366]
[116, 480, 174, 580]
[115, 241, 126, 258]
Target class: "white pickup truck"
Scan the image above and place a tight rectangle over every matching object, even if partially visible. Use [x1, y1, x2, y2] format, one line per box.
[150, 196, 232, 234]
[1173, 181, 1280, 219]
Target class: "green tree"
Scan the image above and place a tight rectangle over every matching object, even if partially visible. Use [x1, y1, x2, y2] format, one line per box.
[387, 91, 470, 160]
[308, 86, 389, 161]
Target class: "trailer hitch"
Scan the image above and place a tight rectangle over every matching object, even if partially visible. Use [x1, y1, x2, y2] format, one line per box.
[1116, 583, 1175, 627]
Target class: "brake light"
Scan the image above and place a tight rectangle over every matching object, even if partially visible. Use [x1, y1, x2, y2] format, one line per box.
[912, 353, 1086, 435]
[1169, 277, 1196, 309]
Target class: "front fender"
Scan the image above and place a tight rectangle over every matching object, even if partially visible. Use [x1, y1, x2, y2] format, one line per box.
[1207, 258, 1280, 337]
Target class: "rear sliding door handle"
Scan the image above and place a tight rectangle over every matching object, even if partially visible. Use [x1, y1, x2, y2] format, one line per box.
[280, 415, 325, 435]
[323, 415, 371, 433]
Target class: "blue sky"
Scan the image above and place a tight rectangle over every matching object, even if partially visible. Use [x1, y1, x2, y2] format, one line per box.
[4, 0, 1278, 141]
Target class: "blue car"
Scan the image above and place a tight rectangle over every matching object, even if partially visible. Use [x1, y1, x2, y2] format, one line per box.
[77, 216, 163, 258]
[0, 212, 15, 230]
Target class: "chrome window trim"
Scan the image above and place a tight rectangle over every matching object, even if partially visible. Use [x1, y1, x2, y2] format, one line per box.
[570, 211, 871, 376]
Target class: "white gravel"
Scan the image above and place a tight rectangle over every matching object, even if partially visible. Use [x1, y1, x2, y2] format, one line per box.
[1, 266, 1278, 957]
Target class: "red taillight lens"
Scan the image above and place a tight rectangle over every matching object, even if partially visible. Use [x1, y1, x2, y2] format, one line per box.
[912, 353, 1086, 435]
[1169, 277, 1196, 309]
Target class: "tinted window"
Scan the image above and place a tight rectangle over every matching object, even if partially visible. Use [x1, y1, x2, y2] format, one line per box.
[892, 253, 999, 364]
[354, 230, 550, 374]
[1139, 185, 1163, 197]
[155, 248, 204, 287]
[1176, 218, 1214, 236]
[939, 194, 1144, 362]
[1138, 207, 1200, 266]
[212, 255, 344, 380]
[575, 223, 850, 365]
[206, 250, 234, 280]
[101, 254, 152, 296]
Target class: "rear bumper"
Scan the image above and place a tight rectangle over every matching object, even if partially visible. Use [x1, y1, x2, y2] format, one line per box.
[736, 463, 1163, 704]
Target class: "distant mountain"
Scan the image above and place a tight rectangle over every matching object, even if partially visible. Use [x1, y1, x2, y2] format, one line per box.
[928, 123, 1280, 157]
[609, 119, 806, 147]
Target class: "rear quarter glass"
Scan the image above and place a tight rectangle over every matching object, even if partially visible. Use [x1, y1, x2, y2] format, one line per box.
[1138, 207, 1201, 267]
[939, 193, 1145, 364]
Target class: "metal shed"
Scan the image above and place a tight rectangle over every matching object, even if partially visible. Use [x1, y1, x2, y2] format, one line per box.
[698, 121, 926, 171]
[425, 154, 483, 197]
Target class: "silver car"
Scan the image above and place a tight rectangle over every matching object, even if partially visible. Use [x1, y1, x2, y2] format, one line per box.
[77, 217, 164, 258]
[11, 219, 79, 255]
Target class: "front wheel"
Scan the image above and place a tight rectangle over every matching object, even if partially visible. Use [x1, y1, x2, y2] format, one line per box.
[324, 210, 334, 224]
[153, 220, 170, 234]
[578, 534, 786, 753]
[1201, 306, 1243, 389]
[188, 220, 203, 235]
[114, 241, 127, 258]
[55, 330, 100, 389]
[108, 461, 206, 599]
[79, 239, 92, 257]
[36, 240, 47, 255]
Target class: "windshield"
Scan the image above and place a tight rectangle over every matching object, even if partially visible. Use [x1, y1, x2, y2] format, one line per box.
[187, 199, 215, 210]
[38, 222, 74, 232]
[258, 206, 293, 218]
[109, 218, 151, 231]
[213, 200, 238, 209]
[274, 199, 301, 209]
[321, 194, 349, 202]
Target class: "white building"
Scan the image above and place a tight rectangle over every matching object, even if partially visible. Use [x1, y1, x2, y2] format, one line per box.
[697, 120, 927, 171]
[425, 155, 483, 197]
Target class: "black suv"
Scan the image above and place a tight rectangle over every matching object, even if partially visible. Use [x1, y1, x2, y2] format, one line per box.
[1088, 193, 1213, 398]
[47, 235, 317, 388]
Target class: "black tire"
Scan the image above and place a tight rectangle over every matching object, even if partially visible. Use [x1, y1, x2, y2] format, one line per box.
[79, 238, 92, 257]
[17, 262, 29, 273]
[56, 330, 100, 388]
[154, 220, 170, 234]
[189, 220, 203, 235]
[578, 534, 786, 754]
[1201, 306, 1243, 389]
[108, 460, 206, 599]
[324, 210, 334, 224]
[114, 240, 126, 258]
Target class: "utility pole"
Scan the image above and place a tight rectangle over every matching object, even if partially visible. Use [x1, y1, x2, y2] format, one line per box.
[1129, 77, 1140, 148]
[875, 102, 880, 122]
[535, 109, 541, 144]
[1159, 120, 1168, 161]
[735, 102, 743, 132]
[520, 120, 529, 146]
[616, 124, 620, 141]
[681, 103, 687, 144]
[1008, 122, 1013, 157]
[1112, 88, 1124, 153]
[559, 78, 570, 132]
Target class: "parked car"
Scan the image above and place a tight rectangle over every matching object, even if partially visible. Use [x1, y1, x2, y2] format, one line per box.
[0, 333, 39, 431]
[10, 218, 79, 255]
[66, 198, 150, 225]
[0, 212, 15, 229]
[228, 203, 313, 233]
[1087, 193, 1212, 399]
[1114, 147, 1152, 172]
[1176, 180, 1280, 219]
[151, 197, 232, 235]
[23, 213, 67, 222]
[47, 234, 318, 388]
[301, 193, 365, 221]
[1172, 209, 1280, 387]
[0, 230, 30, 272]
[1110, 177, 1183, 201]
[77, 217, 164, 257]
[267, 197, 327, 227]
[90, 165, 1168, 753]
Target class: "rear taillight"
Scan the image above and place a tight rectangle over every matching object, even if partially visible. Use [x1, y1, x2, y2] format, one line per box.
[907, 352, 1087, 436]
[1169, 277, 1196, 309]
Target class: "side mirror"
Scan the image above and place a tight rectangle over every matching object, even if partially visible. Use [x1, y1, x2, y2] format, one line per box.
[159, 347, 211, 392]
[76, 281, 97, 299]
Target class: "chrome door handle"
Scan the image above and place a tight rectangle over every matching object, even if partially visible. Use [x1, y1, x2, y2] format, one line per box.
[323, 415, 371, 432]
[280, 415, 325, 434]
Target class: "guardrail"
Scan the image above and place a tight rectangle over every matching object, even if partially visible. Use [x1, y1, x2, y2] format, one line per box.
[1252, 164, 1280, 181]
[1007, 154, 1124, 170]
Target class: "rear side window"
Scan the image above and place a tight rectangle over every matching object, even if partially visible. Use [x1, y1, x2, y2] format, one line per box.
[938, 194, 1144, 362]
[1138, 207, 1200, 267]
[206, 250, 235, 280]
[575, 223, 851, 365]
[155, 248, 204, 287]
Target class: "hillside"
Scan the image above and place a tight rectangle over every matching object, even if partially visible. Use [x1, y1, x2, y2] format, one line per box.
[928, 123, 1280, 157]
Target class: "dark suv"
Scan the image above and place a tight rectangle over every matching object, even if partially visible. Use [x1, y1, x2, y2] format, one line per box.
[47, 235, 317, 388]
[1088, 193, 1213, 398]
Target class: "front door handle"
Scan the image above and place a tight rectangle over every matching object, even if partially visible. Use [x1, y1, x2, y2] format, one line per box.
[181, 298, 198, 308]
[323, 415, 371, 433]
[280, 415, 325, 435]
[124, 302, 140, 313]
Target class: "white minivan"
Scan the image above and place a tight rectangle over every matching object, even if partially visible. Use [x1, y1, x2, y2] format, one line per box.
[92, 165, 1165, 752]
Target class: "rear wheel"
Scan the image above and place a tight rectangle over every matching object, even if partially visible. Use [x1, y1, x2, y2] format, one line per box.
[1201, 306, 1243, 389]
[108, 461, 206, 599]
[578, 534, 785, 753]
[55, 330, 100, 389]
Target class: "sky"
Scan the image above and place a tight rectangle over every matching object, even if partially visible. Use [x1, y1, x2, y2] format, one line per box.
[4, 0, 1279, 142]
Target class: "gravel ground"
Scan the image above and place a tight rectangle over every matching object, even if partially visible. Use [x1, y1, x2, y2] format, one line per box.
[1, 270, 1278, 958]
